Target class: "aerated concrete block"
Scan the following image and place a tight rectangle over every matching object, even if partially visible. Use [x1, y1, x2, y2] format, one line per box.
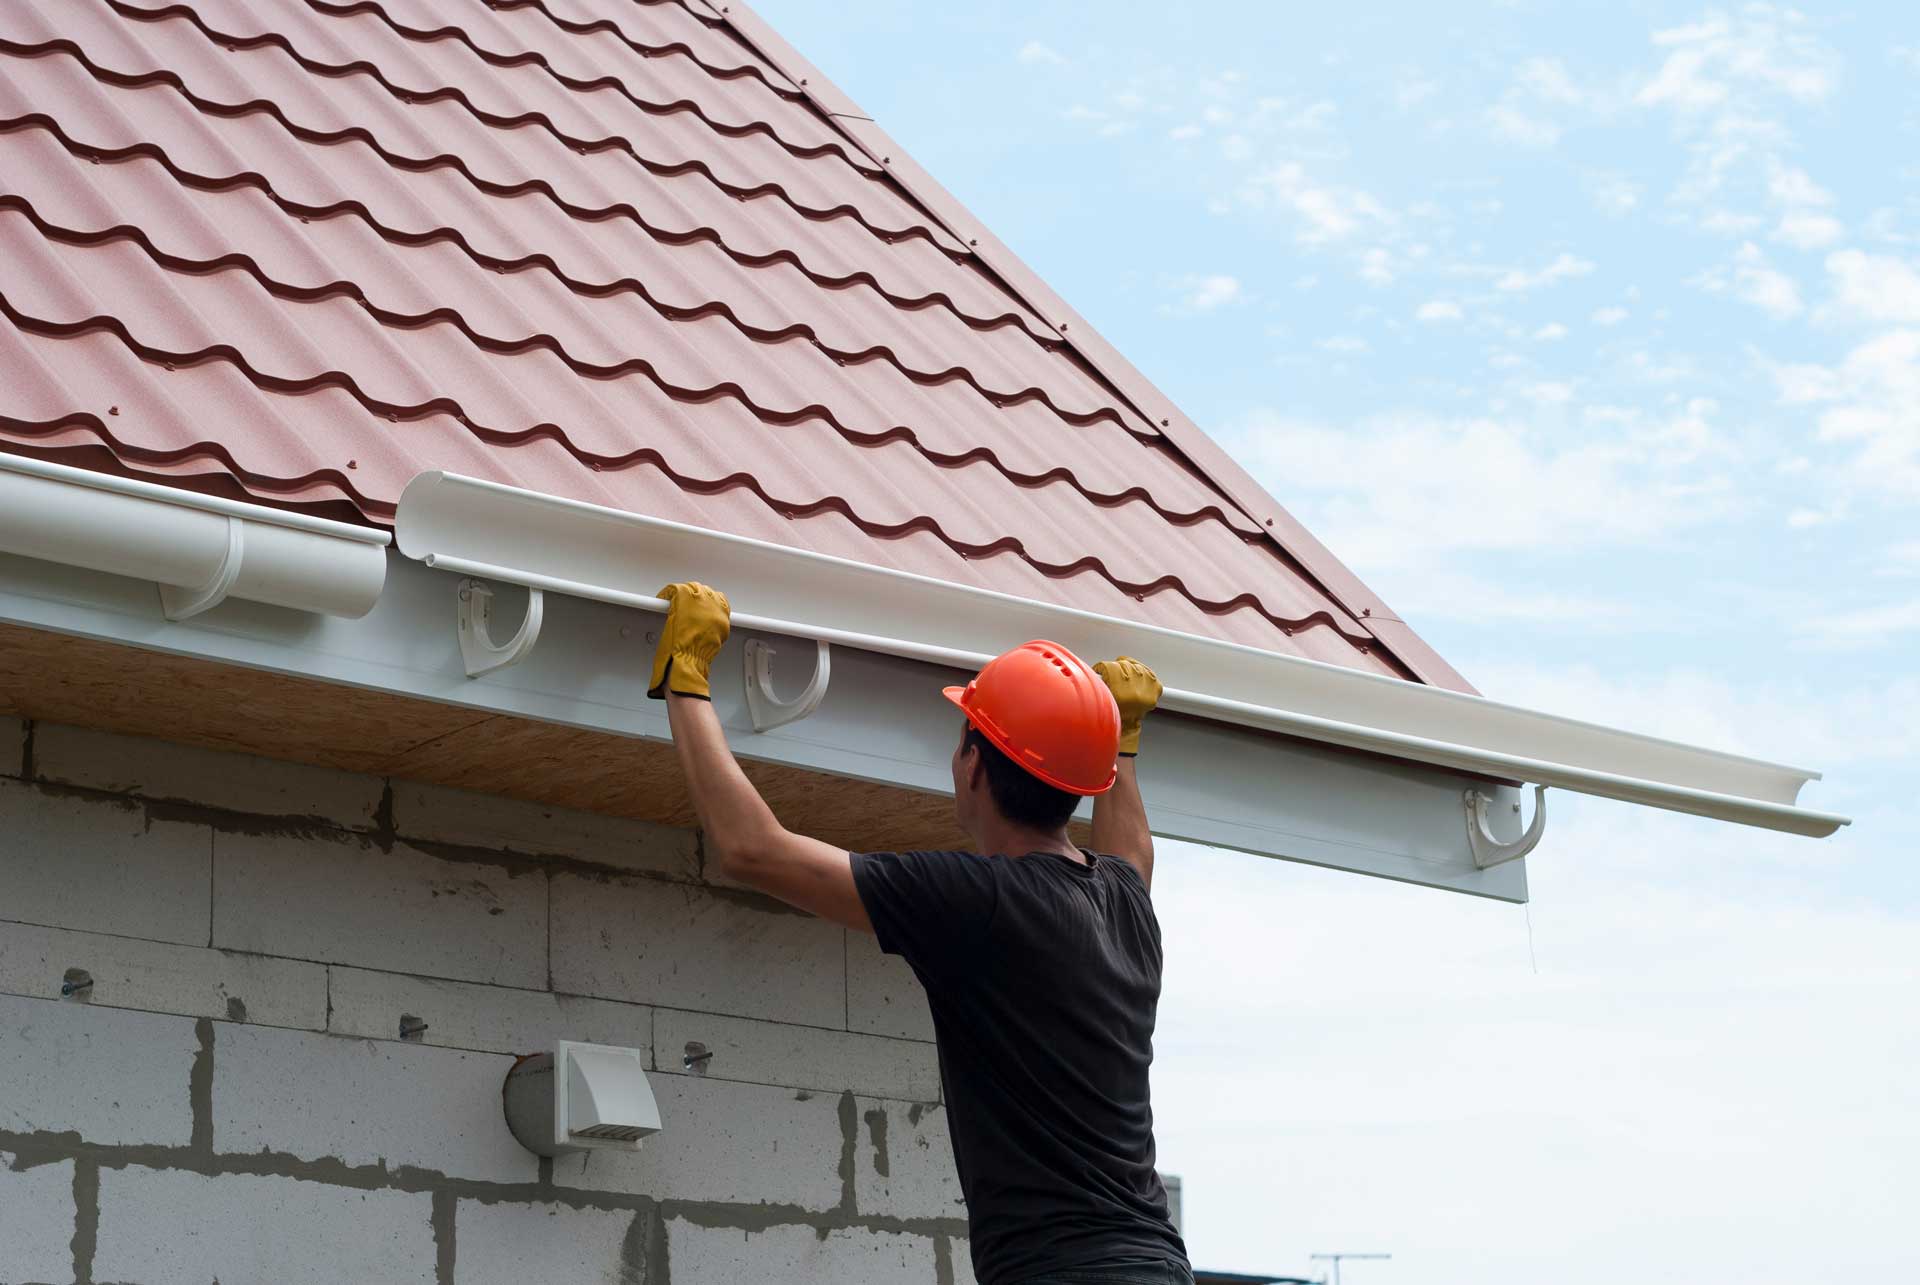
[665, 1220, 938, 1283]
[391, 780, 698, 879]
[213, 1022, 537, 1185]
[0, 993, 197, 1146]
[0, 920, 326, 1029]
[949, 1236, 981, 1285]
[93, 1166, 435, 1285]
[33, 722, 384, 830]
[213, 829, 545, 987]
[326, 964, 650, 1057]
[846, 930, 936, 1042]
[0, 1151, 77, 1284]
[453, 1198, 645, 1285]
[653, 1007, 939, 1101]
[550, 874, 844, 1027]
[552, 1073, 843, 1210]
[2, 715, 24, 777]
[853, 1097, 965, 1220]
[0, 777, 211, 947]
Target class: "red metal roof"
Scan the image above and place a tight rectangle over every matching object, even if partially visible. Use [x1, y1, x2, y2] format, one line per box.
[0, 0, 1470, 689]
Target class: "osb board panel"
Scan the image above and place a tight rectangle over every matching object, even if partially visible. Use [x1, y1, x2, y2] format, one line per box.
[0, 621, 976, 853]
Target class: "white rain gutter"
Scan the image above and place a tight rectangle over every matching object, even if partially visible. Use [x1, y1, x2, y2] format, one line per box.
[0, 453, 388, 619]
[394, 472, 1850, 839]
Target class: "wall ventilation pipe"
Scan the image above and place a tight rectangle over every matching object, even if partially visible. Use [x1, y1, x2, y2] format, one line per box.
[394, 472, 1849, 839]
[0, 453, 388, 619]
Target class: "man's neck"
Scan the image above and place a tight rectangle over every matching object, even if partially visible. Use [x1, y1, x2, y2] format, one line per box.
[970, 820, 1082, 864]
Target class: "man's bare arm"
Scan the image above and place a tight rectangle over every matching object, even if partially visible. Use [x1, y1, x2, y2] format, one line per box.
[1091, 755, 1154, 889]
[664, 690, 872, 932]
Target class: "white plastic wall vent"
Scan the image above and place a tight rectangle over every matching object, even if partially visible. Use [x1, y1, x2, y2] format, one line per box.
[395, 472, 1849, 839]
[0, 453, 388, 619]
[503, 1041, 661, 1157]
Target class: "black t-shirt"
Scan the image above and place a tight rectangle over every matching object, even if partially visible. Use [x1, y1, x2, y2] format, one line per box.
[850, 847, 1188, 1285]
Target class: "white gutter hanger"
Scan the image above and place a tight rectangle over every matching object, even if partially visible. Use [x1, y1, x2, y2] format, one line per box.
[0, 454, 389, 619]
[394, 472, 1850, 839]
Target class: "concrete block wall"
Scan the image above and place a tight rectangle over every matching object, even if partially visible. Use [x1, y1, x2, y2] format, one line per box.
[0, 717, 970, 1283]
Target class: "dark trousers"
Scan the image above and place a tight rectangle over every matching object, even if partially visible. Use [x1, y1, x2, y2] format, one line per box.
[1013, 1261, 1196, 1285]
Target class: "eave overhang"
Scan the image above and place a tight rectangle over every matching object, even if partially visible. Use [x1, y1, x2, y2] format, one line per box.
[0, 530, 1534, 902]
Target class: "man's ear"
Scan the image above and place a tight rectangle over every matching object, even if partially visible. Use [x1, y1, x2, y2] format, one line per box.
[960, 744, 985, 790]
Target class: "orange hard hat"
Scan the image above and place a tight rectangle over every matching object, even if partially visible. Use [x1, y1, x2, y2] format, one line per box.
[943, 640, 1120, 795]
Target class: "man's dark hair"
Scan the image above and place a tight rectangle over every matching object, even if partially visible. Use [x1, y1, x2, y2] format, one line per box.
[962, 725, 1079, 830]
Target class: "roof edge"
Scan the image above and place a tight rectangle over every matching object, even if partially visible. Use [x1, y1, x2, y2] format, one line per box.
[698, 0, 1476, 693]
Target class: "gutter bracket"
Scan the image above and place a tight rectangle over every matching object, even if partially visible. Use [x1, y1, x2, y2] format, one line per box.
[159, 517, 244, 621]
[744, 637, 831, 732]
[458, 578, 544, 678]
[1467, 785, 1547, 868]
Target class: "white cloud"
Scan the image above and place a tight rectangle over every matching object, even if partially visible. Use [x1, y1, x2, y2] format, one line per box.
[1634, 9, 1840, 222]
[1316, 335, 1369, 353]
[1773, 329, 1920, 497]
[1767, 162, 1834, 208]
[1168, 123, 1203, 141]
[1486, 56, 1618, 148]
[1701, 209, 1766, 235]
[1587, 172, 1643, 217]
[1762, 162, 1842, 247]
[1016, 40, 1065, 66]
[1639, 10, 1835, 111]
[1221, 404, 1732, 571]
[1169, 273, 1243, 313]
[1824, 250, 1920, 322]
[1358, 246, 1395, 286]
[1486, 102, 1561, 147]
[1496, 252, 1597, 293]
[1774, 211, 1844, 249]
[1416, 300, 1464, 323]
[1692, 241, 1803, 318]
[1592, 305, 1631, 325]
[1793, 598, 1920, 648]
[1236, 163, 1391, 244]
[1533, 323, 1569, 341]
[1394, 75, 1440, 110]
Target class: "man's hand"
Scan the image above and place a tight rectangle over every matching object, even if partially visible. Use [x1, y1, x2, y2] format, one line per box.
[1094, 656, 1162, 756]
[648, 581, 730, 700]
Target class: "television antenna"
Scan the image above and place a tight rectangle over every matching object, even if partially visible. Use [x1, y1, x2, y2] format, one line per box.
[1310, 1252, 1391, 1285]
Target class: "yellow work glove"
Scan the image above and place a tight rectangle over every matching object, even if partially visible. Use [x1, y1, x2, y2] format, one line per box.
[648, 581, 731, 700]
[1093, 656, 1161, 756]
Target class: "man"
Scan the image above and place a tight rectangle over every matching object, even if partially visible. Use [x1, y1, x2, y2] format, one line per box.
[651, 581, 1192, 1285]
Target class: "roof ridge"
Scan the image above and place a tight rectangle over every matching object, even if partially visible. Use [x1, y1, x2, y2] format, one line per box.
[698, 0, 1475, 692]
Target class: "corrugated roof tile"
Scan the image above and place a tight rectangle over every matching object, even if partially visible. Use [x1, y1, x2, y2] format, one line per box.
[0, 0, 1457, 684]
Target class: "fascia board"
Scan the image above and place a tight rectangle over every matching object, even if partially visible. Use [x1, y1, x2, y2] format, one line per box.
[0, 451, 388, 618]
[0, 545, 1529, 901]
[394, 472, 1849, 839]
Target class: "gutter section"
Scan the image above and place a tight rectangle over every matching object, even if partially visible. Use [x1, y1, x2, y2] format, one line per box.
[395, 472, 1850, 839]
[0, 452, 388, 618]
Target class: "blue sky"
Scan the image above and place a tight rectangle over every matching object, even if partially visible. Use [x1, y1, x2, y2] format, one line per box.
[759, 3, 1917, 1279]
